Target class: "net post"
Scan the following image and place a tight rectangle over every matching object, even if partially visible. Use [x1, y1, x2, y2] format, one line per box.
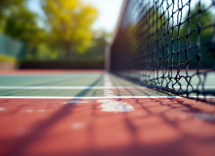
[105, 45, 111, 71]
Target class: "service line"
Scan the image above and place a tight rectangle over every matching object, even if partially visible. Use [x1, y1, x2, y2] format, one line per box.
[0, 86, 214, 90]
[0, 96, 214, 99]
[0, 86, 146, 89]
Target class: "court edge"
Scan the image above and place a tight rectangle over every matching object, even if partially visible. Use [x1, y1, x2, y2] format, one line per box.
[0, 96, 214, 99]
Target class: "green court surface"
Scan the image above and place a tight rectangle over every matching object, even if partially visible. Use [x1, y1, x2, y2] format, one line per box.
[0, 71, 214, 98]
[0, 72, 171, 97]
[119, 70, 215, 97]
[0, 73, 105, 86]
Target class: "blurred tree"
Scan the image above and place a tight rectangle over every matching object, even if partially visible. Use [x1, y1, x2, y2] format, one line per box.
[82, 30, 109, 59]
[1, 1, 53, 60]
[180, 3, 213, 40]
[179, 3, 214, 68]
[0, 0, 25, 32]
[41, 0, 98, 57]
[0, 0, 24, 9]
[4, 4, 45, 44]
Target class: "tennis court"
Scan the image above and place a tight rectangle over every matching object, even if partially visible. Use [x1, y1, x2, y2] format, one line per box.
[1, 0, 215, 155]
[0, 70, 215, 156]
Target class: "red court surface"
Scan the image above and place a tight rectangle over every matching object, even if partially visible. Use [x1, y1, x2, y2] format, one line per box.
[1, 97, 215, 156]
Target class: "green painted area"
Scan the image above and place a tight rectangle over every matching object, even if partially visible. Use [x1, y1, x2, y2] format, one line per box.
[0, 74, 104, 86]
[0, 72, 213, 97]
[152, 71, 215, 87]
[0, 89, 101, 97]
[0, 73, 170, 97]
[109, 74, 139, 86]
[0, 88, 169, 97]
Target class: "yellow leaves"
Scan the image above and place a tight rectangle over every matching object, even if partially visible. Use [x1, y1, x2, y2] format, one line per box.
[42, 0, 98, 54]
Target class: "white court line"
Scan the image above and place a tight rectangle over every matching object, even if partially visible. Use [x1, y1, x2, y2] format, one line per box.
[99, 100, 134, 112]
[173, 86, 215, 89]
[0, 86, 214, 89]
[101, 74, 134, 112]
[0, 86, 146, 89]
[0, 96, 214, 99]
[104, 73, 115, 97]
[0, 96, 181, 99]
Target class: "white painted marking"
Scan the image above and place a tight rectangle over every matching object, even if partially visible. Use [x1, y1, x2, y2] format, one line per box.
[180, 114, 186, 120]
[104, 90, 114, 94]
[104, 73, 114, 97]
[97, 100, 111, 103]
[0, 96, 214, 99]
[0, 107, 6, 111]
[0, 86, 146, 89]
[22, 109, 34, 113]
[0, 86, 213, 89]
[103, 90, 116, 97]
[71, 122, 85, 130]
[21, 109, 46, 113]
[98, 100, 134, 112]
[17, 127, 31, 135]
[104, 74, 113, 87]
[194, 113, 215, 122]
[62, 100, 88, 104]
[37, 109, 45, 113]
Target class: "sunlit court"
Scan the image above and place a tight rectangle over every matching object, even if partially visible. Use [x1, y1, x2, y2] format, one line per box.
[0, 0, 215, 156]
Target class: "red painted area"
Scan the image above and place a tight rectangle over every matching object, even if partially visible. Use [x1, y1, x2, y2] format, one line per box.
[0, 98, 215, 156]
[0, 70, 105, 75]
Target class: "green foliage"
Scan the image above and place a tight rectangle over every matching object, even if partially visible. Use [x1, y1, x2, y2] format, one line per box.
[179, 3, 214, 67]
[0, 0, 25, 32]
[0, 0, 60, 60]
[180, 3, 213, 39]
[84, 31, 107, 56]
[41, 0, 99, 56]
[4, 5, 44, 44]
[0, 0, 101, 61]
[0, 54, 17, 62]
[0, 0, 24, 9]
[32, 43, 65, 60]
[70, 30, 108, 61]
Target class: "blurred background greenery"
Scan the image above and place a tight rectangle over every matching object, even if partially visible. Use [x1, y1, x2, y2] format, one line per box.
[0, 0, 112, 69]
[1, 0, 213, 69]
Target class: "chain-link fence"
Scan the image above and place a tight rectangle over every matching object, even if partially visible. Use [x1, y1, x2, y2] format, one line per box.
[0, 33, 26, 59]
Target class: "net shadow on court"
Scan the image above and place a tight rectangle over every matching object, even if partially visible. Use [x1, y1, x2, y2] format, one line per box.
[1, 97, 215, 156]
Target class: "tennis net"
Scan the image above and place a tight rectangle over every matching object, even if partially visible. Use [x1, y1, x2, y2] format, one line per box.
[108, 0, 215, 103]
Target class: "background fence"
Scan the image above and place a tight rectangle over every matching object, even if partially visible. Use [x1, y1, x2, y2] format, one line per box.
[0, 33, 26, 59]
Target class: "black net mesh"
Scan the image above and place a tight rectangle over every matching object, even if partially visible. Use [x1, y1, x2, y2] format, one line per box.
[110, 0, 215, 103]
